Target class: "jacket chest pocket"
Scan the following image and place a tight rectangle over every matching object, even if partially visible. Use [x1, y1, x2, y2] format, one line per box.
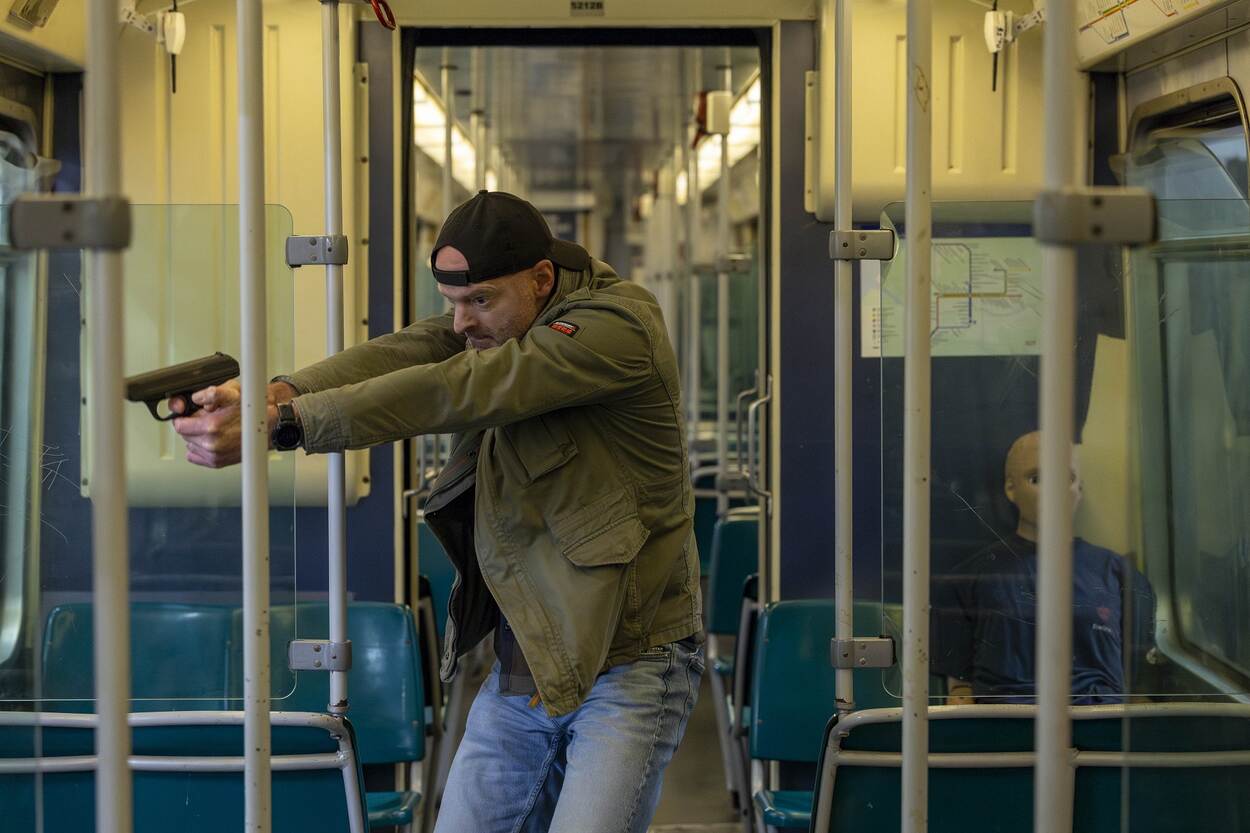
[500, 413, 578, 483]
[551, 488, 650, 567]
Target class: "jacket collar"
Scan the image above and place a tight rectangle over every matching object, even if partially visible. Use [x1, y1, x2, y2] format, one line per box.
[535, 260, 616, 320]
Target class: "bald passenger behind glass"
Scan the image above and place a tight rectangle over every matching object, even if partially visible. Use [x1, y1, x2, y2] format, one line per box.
[933, 431, 1157, 705]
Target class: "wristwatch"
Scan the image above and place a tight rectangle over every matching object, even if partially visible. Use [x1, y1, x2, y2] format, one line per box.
[272, 401, 304, 451]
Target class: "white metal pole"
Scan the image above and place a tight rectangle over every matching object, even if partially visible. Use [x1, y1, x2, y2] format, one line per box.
[442, 48, 455, 220]
[902, 1, 932, 831]
[830, 0, 855, 718]
[667, 68, 683, 353]
[320, 0, 349, 716]
[662, 167, 679, 348]
[436, 48, 455, 473]
[716, 51, 732, 513]
[685, 50, 702, 455]
[238, 0, 271, 827]
[1036, 2, 1079, 831]
[87, 1, 131, 831]
[471, 48, 485, 191]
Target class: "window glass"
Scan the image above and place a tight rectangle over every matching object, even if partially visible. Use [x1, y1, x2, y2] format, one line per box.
[1127, 100, 1250, 692]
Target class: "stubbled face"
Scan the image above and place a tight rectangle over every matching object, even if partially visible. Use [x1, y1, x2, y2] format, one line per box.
[1004, 431, 1082, 541]
[434, 247, 555, 350]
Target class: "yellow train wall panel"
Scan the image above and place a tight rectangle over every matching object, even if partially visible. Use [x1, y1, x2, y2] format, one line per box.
[812, 0, 1046, 223]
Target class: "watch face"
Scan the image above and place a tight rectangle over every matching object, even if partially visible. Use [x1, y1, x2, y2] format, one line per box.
[274, 420, 301, 450]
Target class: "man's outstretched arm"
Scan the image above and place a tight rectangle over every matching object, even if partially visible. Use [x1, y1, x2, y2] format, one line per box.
[277, 312, 463, 395]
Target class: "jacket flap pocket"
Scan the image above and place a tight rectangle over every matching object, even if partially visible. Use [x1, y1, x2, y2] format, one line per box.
[507, 414, 578, 482]
[552, 489, 650, 567]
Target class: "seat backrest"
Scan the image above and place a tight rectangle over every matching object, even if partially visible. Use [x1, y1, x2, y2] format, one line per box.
[731, 574, 761, 731]
[41, 603, 234, 712]
[748, 599, 893, 763]
[692, 497, 719, 572]
[706, 511, 760, 635]
[1, 712, 369, 833]
[691, 470, 752, 571]
[244, 602, 425, 767]
[814, 705, 1250, 833]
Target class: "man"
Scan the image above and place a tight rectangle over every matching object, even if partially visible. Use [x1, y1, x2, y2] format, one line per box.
[174, 191, 705, 832]
[932, 431, 1155, 704]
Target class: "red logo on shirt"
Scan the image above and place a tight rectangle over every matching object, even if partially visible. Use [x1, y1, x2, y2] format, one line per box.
[549, 321, 580, 337]
[1097, 606, 1111, 622]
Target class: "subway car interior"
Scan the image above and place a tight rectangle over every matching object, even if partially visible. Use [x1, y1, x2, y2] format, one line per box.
[2, 0, 1250, 831]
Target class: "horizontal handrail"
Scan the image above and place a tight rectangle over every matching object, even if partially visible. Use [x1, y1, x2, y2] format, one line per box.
[0, 752, 350, 775]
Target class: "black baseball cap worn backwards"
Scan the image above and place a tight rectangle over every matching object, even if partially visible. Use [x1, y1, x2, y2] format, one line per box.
[431, 190, 591, 286]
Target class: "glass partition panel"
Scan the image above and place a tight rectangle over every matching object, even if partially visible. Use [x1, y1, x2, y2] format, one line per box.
[1122, 197, 1250, 832]
[1119, 80, 1250, 830]
[878, 201, 1054, 705]
[0, 147, 47, 710]
[0, 204, 298, 710]
[1127, 199, 1250, 700]
[878, 197, 1250, 717]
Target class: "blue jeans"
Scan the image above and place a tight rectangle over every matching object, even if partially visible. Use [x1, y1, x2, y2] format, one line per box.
[433, 637, 705, 833]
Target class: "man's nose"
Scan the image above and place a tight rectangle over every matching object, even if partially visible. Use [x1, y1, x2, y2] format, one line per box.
[452, 304, 474, 335]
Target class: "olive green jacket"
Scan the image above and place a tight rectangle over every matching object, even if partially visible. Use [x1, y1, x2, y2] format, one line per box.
[282, 259, 702, 715]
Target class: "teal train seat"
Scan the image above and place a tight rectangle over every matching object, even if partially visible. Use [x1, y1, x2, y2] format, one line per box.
[39, 601, 424, 829]
[692, 470, 719, 572]
[41, 602, 235, 712]
[692, 470, 752, 572]
[722, 573, 761, 818]
[705, 509, 760, 815]
[0, 710, 371, 833]
[748, 599, 894, 832]
[256, 603, 426, 830]
[707, 509, 761, 664]
[809, 703, 1250, 833]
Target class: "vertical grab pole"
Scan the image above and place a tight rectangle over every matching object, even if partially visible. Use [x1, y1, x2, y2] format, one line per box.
[87, 1, 131, 831]
[1035, 3, 1079, 832]
[238, 0, 271, 827]
[829, 0, 855, 718]
[320, 0, 349, 716]
[471, 48, 485, 191]
[667, 89, 682, 350]
[436, 48, 455, 472]
[902, 1, 932, 831]
[685, 49, 702, 458]
[442, 47, 455, 223]
[716, 49, 732, 514]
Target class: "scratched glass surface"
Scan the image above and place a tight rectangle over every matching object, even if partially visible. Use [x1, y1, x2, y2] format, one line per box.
[0, 204, 302, 707]
[872, 200, 1250, 704]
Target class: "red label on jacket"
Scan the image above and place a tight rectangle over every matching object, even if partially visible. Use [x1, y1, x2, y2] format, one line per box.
[549, 321, 580, 337]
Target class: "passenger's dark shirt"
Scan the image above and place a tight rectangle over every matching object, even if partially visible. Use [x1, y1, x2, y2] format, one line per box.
[495, 612, 538, 697]
[931, 534, 1156, 703]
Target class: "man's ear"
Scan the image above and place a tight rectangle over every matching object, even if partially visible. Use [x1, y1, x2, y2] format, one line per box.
[533, 259, 556, 299]
[1004, 476, 1016, 505]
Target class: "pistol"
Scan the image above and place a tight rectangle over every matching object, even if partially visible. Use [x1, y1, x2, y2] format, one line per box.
[125, 352, 240, 421]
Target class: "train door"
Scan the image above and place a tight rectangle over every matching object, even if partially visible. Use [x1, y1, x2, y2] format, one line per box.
[397, 30, 770, 823]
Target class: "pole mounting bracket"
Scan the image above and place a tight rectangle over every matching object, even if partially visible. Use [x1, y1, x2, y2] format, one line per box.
[288, 639, 353, 672]
[831, 636, 895, 669]
[829, 229, 896, 261]
[286, 234, 349, 268]
[8, 195, 132, 251]
[1034, 187, 1157, 246]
